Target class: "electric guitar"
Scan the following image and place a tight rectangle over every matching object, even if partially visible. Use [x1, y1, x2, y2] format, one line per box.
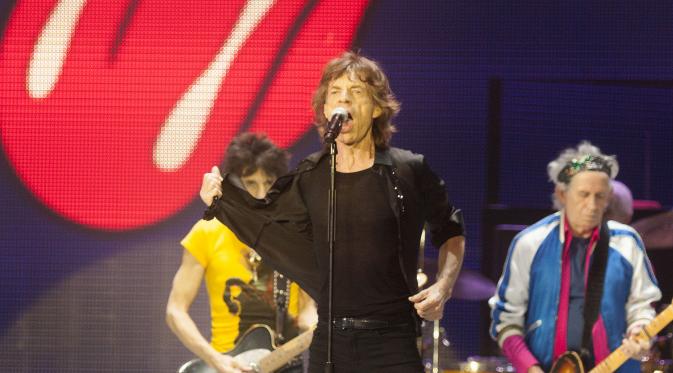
[550, 301, 673, 373]
[178, 324, 314, 373]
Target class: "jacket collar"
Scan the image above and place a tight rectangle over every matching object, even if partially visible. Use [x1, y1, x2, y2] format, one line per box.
[374, 147, 393, 166]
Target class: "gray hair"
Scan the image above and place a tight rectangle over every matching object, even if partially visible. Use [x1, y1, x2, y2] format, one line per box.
[547, 141, 619, 209]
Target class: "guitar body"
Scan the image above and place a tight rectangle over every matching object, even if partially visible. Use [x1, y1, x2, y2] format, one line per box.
[550, 351, 585, 373]
[178, 325, 303, 373]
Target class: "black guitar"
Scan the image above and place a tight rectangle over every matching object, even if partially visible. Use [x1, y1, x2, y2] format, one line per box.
[178, 324, 314, 373]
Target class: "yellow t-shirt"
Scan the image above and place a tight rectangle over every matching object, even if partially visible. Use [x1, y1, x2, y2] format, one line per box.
[181, 219, 300, 352]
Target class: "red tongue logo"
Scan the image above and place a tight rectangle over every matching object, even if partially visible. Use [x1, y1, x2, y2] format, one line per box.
[0, 0, 369, 230]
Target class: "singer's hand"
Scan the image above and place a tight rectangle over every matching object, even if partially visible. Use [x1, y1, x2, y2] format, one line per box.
[200, 166, 224, 206]
[408, 279, 451, 320]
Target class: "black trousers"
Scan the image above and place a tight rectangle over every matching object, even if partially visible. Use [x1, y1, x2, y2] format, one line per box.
[307, 323, 423, 373]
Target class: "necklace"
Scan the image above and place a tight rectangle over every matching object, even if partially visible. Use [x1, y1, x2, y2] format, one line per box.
[246, 248, 290, 312]
[273, 272, 291, 311]
[273, 271, 291, 343]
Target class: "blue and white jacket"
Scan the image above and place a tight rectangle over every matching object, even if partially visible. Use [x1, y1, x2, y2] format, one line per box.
[489, 212, 661, 372]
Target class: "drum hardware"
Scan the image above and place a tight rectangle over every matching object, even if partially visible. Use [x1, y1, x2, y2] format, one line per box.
[416, 227, 499, 373]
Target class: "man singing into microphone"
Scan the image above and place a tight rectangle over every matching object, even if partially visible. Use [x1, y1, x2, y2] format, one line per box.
[200, 51, 466, 372]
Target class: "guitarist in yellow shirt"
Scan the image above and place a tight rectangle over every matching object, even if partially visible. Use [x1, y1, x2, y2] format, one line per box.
[166, 133, 317, 373]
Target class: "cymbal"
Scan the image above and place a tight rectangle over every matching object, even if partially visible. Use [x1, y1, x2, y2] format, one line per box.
[418, 258, 496, 301]
[452, 269, 497, 301]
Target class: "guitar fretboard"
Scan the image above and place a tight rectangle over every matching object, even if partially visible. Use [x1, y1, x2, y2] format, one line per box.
[590, 304, 673, 373]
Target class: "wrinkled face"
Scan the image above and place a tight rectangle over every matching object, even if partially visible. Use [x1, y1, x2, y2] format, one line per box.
[323, 73, 382, 147]
[240, 168, 276, 199]
[557, 171, 612, 237]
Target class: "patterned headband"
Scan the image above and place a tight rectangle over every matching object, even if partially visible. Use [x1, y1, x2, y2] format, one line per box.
[557, 154, 613, 184]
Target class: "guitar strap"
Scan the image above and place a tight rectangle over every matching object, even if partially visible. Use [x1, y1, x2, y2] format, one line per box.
[273, 271, 291, 343]
[580, 222, 610, 364]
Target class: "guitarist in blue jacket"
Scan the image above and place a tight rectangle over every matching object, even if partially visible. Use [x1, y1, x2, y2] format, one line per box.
[489, 141, 661, 373]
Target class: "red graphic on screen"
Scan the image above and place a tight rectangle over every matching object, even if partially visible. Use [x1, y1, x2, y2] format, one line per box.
[0, 0, 369, 230]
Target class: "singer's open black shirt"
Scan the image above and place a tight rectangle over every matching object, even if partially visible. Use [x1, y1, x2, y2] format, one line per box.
[204, 146, 465, 311]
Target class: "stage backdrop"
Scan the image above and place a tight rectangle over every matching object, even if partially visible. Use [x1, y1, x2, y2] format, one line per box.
[1, 1, 672, 371]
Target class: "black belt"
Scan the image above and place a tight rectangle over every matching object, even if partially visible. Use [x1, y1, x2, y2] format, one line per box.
[331, 317, 412, 330]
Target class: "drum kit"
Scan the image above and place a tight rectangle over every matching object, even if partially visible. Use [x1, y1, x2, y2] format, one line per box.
[416, 262, 511, 373]
[416, 229, 513, 373]
[416, 318, 513, 373]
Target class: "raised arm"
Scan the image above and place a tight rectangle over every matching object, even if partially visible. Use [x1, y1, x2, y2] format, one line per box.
[200, 166, 224, 206]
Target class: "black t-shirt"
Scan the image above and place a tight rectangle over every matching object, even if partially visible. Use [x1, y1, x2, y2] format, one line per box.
[301, 162, 412, 319]
[208, 147, 465, 304]
[225, 263, 298, 343]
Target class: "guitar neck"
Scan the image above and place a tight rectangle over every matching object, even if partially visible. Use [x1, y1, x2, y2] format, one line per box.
[590, 304, 673, 373]
[257, 327, 314, 373]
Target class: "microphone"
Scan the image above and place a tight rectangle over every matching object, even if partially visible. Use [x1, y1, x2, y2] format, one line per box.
[323, 107, 349, 144]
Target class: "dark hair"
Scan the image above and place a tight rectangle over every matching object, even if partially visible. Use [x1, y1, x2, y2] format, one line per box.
[224, 132, 289, 178]
[311, 51, 400, 149]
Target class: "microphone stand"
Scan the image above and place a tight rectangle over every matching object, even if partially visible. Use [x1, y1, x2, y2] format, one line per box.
[324, 139, 337, 373]
[321, 109, 345, 373]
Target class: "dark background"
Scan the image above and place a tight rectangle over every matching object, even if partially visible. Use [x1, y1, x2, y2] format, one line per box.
[2, 1, 672, 371]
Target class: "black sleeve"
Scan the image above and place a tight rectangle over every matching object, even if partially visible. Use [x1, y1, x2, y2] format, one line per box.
[204, 173, 321, 300]
[418, 156, 465, 247]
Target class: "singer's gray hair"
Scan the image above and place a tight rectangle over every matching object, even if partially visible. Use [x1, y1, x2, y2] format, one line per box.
[547, 141, 619, 209]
